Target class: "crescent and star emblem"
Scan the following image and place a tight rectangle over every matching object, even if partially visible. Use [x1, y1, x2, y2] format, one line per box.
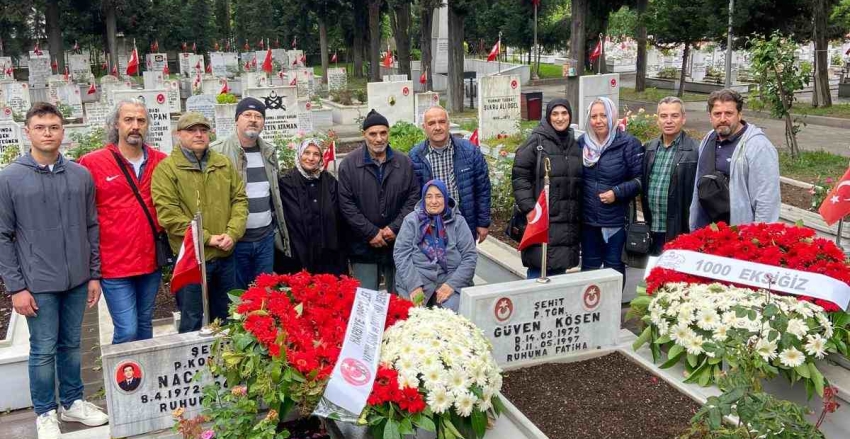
[830, 181, 850, 204]
[529, 203, 543, 224]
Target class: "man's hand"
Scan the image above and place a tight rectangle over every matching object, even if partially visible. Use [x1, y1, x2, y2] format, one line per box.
[599, 190, 616, 204]
[87, 279, 101, 309]
[209, 234, 224, 248]
[410, 287, 425, 306]
[476, 227, 489, 243]
[369, 232, 387, 248]
[435, 284, 454, 304]
[381, 227, 396, 242]
[12, 290, 38, 317]
[218, 234, 234, 251]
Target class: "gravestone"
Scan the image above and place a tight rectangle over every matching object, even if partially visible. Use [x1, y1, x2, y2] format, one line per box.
[186, 95, 217, 128]
[214, 104, 237, 138]
[0, 121, 23, 158]
[28, 51, 51, 88]
[201, 77, 223, 96]
[298, 100, 314, 133]
[459, 269, 622, 369]
[382, 74, 408, 82]
[294, 68, 314, 98]
[179, 54, 204, 79]
[577, 73, 620, 130]
[272, 49, 287, 66]
[165, 80, 182, 113]
[286, 50, 305, 69]
[327, 68, 347, 92]
[432, 1, 449, 74]
[244, 86, 299, 140]
[68, 54, 92, 82]
[101, 332, 226, 438]
[366, 80, 415, 127]
[54, 83, 84, 119]
[99, 76, 133, 108]
[477, 75, 521, 141]
[209, 52, 239, 78]
[117, 55, 130, 79]
[143, 71, 165, 90]
[414, 92, 440, 126]
[0, 57, 12, 80]
[112, 89, 173, 153]
[1, 82, 32, 116]
[0, 107, 12, 121]
[146, 53, 168, 74]
[691, 51, 706, 82]
[241, 72, 269, 89]
[84, 101, 109, 127]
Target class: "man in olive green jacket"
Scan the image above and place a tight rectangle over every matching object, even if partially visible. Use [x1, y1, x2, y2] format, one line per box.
[152, 113, 248, 332]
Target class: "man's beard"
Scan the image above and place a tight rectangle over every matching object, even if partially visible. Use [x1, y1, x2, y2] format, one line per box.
[243, 129, 260, 140]
[125, 133, 144, 146]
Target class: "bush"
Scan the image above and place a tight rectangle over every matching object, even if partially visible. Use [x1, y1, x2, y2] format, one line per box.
[0, 145, 21, 168]
[67, 127, 106, 160]
[622, 107, 660, 143]
[389, 121, 425, 153]
[216, 93, 238, 104]
[486, 155, 515, 223]
[657, 67, 679, 80]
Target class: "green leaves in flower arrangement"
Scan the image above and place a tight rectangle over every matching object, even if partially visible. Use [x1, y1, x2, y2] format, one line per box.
[389, 121, 426, 154]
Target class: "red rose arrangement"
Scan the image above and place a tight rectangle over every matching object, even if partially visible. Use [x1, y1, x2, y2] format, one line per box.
[646, 222, 850, 312]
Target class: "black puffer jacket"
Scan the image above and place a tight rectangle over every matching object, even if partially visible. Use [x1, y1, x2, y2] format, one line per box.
[511, 99, 583, 271]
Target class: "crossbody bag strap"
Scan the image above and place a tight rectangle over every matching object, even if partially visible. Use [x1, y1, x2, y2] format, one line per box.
[110, 150, 159, 237]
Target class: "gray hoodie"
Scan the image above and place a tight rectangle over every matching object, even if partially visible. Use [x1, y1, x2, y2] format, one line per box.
[689, 123, 781, 231]
[0, 153, 101, 294]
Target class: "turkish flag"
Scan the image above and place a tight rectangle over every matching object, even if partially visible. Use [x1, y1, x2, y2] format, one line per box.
[291, 36, 297, 48]
[182, 42, 188, 52]
[126, 48, 139, 75]
[163, 64, 169, 75]
[51, 59, 58, 73]
[486, 39, 500, 62]
[251, 56, 257, 68]
[819, 167, 850, 225]
[261, 48, 273, 73]
[111, 65, 118, 77]
[469, 129, 479, 147]
[205, 62, 212, 74]
[33, 42, 43, 56]
[170, 224, 202, 293]
[87, 82, 97, 95]
[244, 41, 250, 51]
[289, 74, 297, 86]
[300, 53, 306, 64]
[152, 40, 159, 52]
[73, 41, 79, 52]
[589, 40, 602, 62]
[195, 60, 201, 71]
[382, 50, 393, 68]
[323, 140, 336, 170]
[419, 71, 426, 84]
[192, 42, 197, 53]
[219, 79, 229, 95]
[214, 41, 220, 52]
[518, 188, 549, 250]
[331, 52, 338, 63]
[258, 39, 264, 49]
[63, 66, 69, 82]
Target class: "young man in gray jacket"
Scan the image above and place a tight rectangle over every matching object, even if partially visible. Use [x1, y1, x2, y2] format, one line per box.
[0, 103, 108, 439]
[690, 89, 780, 231]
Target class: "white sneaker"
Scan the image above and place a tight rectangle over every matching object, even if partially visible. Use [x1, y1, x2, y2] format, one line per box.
[36, 410, 61, 439]
[60, 399, 109, 426]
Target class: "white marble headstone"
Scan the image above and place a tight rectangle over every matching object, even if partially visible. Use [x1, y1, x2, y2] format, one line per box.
[0, 120, 23, 159]
[298, 99, 314, 134]
[84, 101, 109, 127]
[112, 89, 173, 153]
[0, 57, 13, 80]
[165, 80, 181, 114]
[0, 82, 32, 115]
[99, 77, 133, 108]
[243, 86, 299, 140]
[382, 74, 408, 82]
[327, 68, 347, 92]
[178, 54, 204, 79]
[186, 95, 218, 128]
[214, 103, 237, 138]
[54, 83, 84, 119]
[146, 53, 168, 74]
[28, 51, 51, 88]
[366, 80, 415, 127]
[209, 52, 239, 78]
[143, 71, 165, 90]
[414, 92, 440, 126]
[577, 73, 620, 130]
[67, 54, 92, 83]
[459, 269, 623, 369]
[286, 50, 305, 69]
[201, 77, 223, 96]
[477, 75, 521, 141]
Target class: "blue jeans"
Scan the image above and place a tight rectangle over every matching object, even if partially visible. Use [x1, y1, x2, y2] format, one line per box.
[581, 225, 627, 275]
[176, 256, 237, 333]
[26, 283, 87, 415]
[526, 267, 568, 280]
[233, 232, 275, 289]
[101, 270, 163, 344]
[351, 262, 396, 294]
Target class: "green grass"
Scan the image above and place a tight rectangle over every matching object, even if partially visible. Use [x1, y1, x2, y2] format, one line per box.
[536, 63, 565, 79]
[746, 98, 850, 120]
[620, 87, 707, 103]
[778, 149, 849, 184]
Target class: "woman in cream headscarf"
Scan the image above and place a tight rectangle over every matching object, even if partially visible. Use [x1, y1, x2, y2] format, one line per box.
[578, 97, 643, 280]
[278, 138, 347, 274]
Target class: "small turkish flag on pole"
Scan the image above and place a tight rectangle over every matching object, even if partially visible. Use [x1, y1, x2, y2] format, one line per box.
[51, 59, 58, 73]
[419, 69, 427, 85]
[170, 222, 202, 294]
[486, 38, 500, 62]
[291, 36, 297, 49]
[289, 74, 297, 86]
[127, 47, 139, 75]
[163, 64, 169, 75]
[331, 52, 338, 63]
[63, 66, 70, 82]
[518, 187, 549, 251]
[87, 82, 97, 95]
[589, 40, 603, 62]
[323, 140, 336, 171]
[382, 49, 393, 68]
[219, 79, 229, 95]
[251, 55, 257, 68]
[206, 63, 212, 74]
[262, 48, 273, 73]
[33, 42, 43, 56]
[819, 167, 850, 226]
[469, 129, 479, 147]
[111, 65, 118, 77]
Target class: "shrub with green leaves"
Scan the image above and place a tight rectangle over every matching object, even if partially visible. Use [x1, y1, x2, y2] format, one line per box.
[67, 127, 106, 160]
[389, 122, 426, 154]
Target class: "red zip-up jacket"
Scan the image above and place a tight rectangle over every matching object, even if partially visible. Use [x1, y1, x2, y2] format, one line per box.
[79, 144, 167, 279]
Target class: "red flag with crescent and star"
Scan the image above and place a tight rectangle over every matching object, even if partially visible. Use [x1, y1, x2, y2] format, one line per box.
[262, 48, 273, 73]
[819, 168, 850, 225]
[331, 52, 338, 63]
[486, 38, 500, 62]
[87, 82, 97, 95]
[518, 187, 549, 250]
[170, 223, 202, 293]
[127, 47, 139, 75]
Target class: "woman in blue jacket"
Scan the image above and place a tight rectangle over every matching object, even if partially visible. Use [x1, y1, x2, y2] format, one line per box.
[579, 97, 643, 278]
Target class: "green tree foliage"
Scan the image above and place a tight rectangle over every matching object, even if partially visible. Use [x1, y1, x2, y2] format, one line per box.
[647, 0, 711, 96]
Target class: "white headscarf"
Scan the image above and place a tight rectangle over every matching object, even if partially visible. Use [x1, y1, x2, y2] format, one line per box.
[582, 97, 619, 167]
[295, 138, 324, 180]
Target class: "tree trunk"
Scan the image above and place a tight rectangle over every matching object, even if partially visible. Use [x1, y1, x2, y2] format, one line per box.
[215, 0, 231, 40]
[446, 5, 464, 113]
[353, 0, 366, 78]
[368, 0, 382, 82]
[420, 4, 434, 91]
[813, 0, 832, 107]
[678, 43, 689, 97]
[46, 0, 62, 71]
[391, 2, 411, 78]
[566, 0, 587, 106]
[104, 0, 117, 74]
[319, 18, 329, 84]
[635, 0, 648, 91]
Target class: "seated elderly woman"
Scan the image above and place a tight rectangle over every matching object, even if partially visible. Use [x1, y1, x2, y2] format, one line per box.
[393, 179, 477, 312]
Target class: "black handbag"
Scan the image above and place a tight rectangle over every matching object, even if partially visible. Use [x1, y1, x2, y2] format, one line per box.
[622, 198, 651, 268]
[111, 151, 175, 267]
[506, 144, 544, 242]
[697, 139, 731, 224]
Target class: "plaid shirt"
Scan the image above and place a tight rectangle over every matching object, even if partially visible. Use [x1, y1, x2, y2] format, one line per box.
[647, 134, 681, 233]
[427, 142, 460, 204]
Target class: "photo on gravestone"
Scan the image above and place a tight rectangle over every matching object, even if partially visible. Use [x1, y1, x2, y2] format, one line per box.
[115, 361, 143, 393]
[366, 80, 414, 127]
[460, 270, 622, 368]
[477, 75, 521, 141]
[244, 86, 299, 141]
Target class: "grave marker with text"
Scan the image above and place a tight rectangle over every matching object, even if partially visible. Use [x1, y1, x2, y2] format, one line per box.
[477, 75, 521, 141]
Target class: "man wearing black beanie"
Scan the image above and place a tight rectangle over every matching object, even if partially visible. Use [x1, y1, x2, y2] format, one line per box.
[211, 97, 290, 289]
[338, 109, 419, 292]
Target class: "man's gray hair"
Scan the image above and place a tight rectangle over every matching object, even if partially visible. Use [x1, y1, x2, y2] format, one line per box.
[657, 96, 686, 116]
[106, 99, 150, 145]
[423, 104, 449, 121]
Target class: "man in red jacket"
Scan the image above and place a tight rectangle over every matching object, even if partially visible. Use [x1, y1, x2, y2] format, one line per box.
[79, 99, 167, 344]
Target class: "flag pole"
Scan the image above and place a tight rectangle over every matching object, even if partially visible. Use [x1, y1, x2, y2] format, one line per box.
[498, 31, 502, 74]
[597, 33, 603, 75]
[195, 210, 213, 335]
[537, 157, 552, 284]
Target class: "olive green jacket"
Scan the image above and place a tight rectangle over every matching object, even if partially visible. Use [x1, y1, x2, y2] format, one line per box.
[151, 147, 248, 261]
[210, 134, 291, 256]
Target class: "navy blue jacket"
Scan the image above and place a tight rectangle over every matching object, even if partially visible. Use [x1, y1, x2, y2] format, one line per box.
[408, 136, 491, 237]
[580, 132, 644, 227]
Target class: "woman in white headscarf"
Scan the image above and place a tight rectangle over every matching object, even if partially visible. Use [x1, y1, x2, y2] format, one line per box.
[278, 138, 347, 275]
[578, 97, 643, 279]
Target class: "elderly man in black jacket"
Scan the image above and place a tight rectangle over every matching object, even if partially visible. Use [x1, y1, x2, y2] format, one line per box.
[640, 96, 698, 255]
[338, 109, 419, 292]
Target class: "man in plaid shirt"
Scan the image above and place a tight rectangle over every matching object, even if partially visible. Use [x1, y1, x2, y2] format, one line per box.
[640, 97, 699, 255]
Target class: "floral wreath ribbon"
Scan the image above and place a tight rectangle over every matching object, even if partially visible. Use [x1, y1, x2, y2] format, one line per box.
[648, 250, 850, 311]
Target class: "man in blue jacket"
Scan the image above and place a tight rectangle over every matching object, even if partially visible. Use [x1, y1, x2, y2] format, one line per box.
[0, 102, 108, 439]
[409, 106, 491, 242]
